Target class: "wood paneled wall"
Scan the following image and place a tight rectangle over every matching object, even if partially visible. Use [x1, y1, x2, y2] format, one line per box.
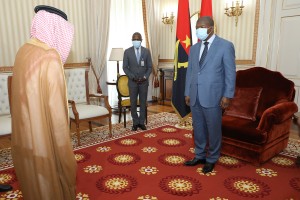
[0, 0, 89, 66]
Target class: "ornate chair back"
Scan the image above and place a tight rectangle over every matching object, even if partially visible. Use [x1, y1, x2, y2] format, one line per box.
[65, 63, 112, 146]
[0, 73, 12, 136]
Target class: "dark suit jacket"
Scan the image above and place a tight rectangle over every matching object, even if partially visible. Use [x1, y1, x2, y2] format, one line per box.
[123, 46, 152, 86]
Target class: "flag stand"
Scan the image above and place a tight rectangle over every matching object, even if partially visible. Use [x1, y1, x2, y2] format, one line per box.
[174, 116, 193, 130]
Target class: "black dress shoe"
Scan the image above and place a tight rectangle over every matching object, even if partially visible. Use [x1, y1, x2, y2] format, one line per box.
[138, 124, 147, 130]
[0, 184, 12, 192]
[202, 162, 215, 174]
[131, 125, 138, 131]
[184, 158, 206, 166]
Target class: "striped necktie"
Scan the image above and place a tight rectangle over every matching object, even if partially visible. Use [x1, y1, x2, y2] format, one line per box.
[199, 42, 209, 67]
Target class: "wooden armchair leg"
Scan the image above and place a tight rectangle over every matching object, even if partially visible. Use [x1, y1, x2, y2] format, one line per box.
[76, 124, 81, 146]
[118, 107, 122, 123]
[88, 121, 92, 132]
[108, 118, 112, 138]
[123, 108, 126, 128]
[146, 106, 148, 124]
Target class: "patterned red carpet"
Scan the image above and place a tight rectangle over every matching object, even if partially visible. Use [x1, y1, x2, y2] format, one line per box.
[0, 113, 299, 199]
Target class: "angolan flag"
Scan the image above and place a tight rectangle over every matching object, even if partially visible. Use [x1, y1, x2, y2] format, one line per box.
[171, 0, 192, 120]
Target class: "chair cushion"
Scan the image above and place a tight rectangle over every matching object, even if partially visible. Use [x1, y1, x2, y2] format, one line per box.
[69, 104, 109, 120]
[222, 115, 267, 144]
[0, 115, 11, 135]
[121, 99, 140, 107]
[224, 87, 263, 121]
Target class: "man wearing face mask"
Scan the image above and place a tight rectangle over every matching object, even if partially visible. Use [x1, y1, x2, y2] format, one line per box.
[123, 32, 152, 131]
[184, 16, 236, 173]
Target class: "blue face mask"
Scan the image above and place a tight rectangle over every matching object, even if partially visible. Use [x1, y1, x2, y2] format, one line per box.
[196, 28, 209, 41]
[132, 41, 141, 48]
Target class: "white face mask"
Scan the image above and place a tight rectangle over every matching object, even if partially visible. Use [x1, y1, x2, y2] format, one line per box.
[196, 28, 210, 41]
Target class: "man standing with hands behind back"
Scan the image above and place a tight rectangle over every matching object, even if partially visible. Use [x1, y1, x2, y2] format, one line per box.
[123, 32, 152, 131]
[184, 16, 236, 173]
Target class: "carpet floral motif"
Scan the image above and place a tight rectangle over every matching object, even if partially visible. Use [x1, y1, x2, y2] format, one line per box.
[143, 133, 157, 138]
[0, 190, 23, 199]
[137, 194, 158, 200]
[139, 166, 159, 175]
[159, 175, 202, 196]
[96, 174, 137, 194]
[224, 176, 271, 198]
[157, 137, 186, 147]
[158, 153, 191, 166]
[76, 192, 90, 200]
[74, 151, 91, 163]
[218, 156, 245, 169]
[256, 168, 278, 177]
[141, 146, 157, 153]
[196, 167, 217, 176]
[0, 169, 17, 184]
[271, 155, 296, 168]
[114, 137, 143, 147]
[95, 146, 111, 152]
[83, 165, 102, 173]
[107, 152, 141, 166]
[158, 126, 179, 133]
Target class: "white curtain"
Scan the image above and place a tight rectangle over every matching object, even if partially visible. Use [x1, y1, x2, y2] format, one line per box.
[144, 0, 161, 100]
[107, 0, 145, 107]
[87, 0, 111, 95]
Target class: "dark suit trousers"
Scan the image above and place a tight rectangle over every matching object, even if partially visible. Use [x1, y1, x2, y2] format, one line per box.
[129, 81, 148, 125]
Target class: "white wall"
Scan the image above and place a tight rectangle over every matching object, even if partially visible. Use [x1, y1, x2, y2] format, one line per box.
[257, 0, 300, 108]
[269, 0, 300, 108]
[0, 0, 89, 66]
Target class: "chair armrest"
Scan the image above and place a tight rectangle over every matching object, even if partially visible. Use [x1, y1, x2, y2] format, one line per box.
[257, 101, 298, 132]
[68, 100, 79, 118]
[89, 94, 112, 111]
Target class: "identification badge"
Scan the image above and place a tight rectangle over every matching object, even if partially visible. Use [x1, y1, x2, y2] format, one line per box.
[141, 60, 145, 66]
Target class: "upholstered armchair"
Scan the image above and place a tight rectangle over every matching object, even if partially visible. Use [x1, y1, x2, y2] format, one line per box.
[222, 67, 298, 165]
[0, 74, 12, 136]
[65, 64, 112, 146]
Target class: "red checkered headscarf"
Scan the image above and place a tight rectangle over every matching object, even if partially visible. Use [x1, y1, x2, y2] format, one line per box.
[30, 10, 74, 63]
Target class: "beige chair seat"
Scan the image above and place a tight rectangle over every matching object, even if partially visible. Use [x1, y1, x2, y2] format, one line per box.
[69, 104, 109, 120]
[0, 115, 11, 136]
